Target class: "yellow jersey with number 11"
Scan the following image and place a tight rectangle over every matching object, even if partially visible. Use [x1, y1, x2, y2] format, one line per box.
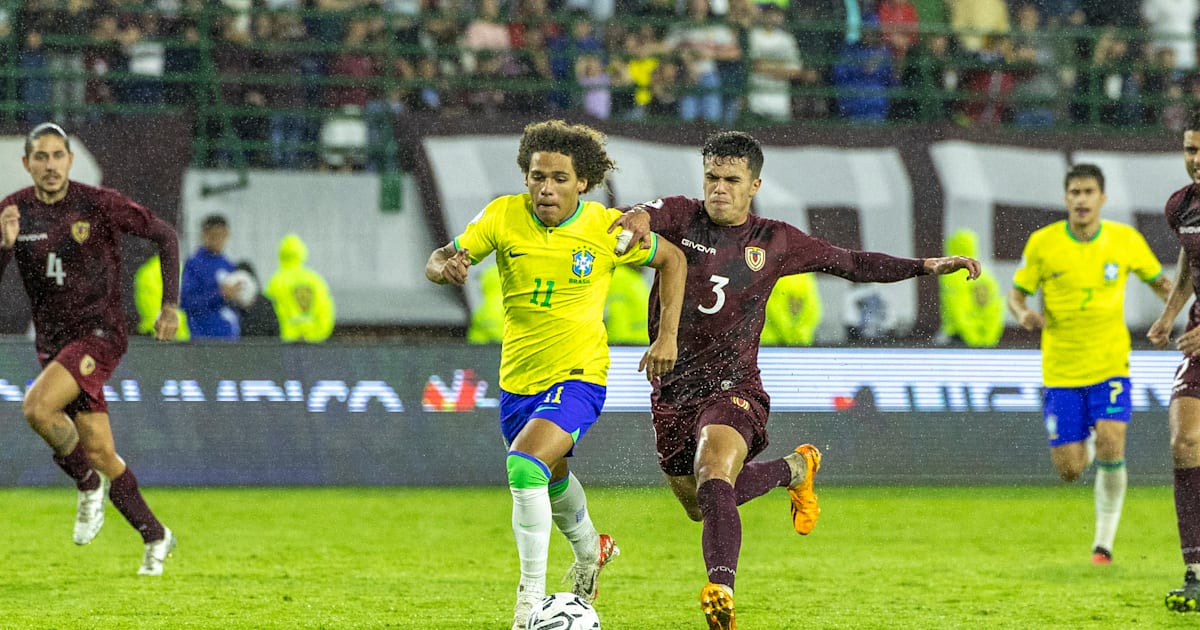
[454, 194, 658, 394]
[1012, 220, 1161, 387]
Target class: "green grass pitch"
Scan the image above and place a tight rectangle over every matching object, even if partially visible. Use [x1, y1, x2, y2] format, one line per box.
[0, 484, 1196, 629]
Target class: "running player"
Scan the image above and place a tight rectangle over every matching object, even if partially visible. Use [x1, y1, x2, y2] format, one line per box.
[425, 119, 686, 630]
[0, 122, 179, 575]
[610, 130, 980, 630]
[1010, 163, 1169, 566]
[1148, 110, 1200, 612]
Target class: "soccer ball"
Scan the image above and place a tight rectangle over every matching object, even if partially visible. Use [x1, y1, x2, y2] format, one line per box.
[525, 592, 600, 630]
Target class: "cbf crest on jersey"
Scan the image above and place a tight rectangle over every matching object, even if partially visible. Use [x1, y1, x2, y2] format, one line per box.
[572, 247, 596, 278]
[1103, 261, 1119, 282]
[745, 246, 765, 271]
[71, 221, 90, 243]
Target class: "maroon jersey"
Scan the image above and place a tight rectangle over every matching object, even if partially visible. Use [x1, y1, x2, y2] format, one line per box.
[0, 182, 179, 357]
[644, 196, 927, 407]
[1165, 183, 1200, 332]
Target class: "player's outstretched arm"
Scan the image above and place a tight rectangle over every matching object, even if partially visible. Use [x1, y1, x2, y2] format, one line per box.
[426, 242, 472, 285]
[608, 205, 654, 254]
[923, 255, 981, 280]
[639, 239, 685, 380]
[1006, 287, 1044, 331]
[1, 204, 19, 249]
[1149, 247, 1193, 349]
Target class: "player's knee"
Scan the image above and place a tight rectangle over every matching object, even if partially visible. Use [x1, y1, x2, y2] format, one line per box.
[1171, 431, 1200, 465]
[506, 451, 550, 489]
[683, 505, 703, 522]
[20, 391, 56, 427]
[1057, 465, 1083, 483]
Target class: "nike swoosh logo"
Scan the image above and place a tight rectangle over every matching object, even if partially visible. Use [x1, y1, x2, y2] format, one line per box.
[518, 522, 537, 528]
[1106, 407, 1124, 414]
[509, 252, 527, 258]
[534, 405, 557, 413]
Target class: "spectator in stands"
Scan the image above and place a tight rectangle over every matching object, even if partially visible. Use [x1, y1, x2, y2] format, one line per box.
[946, 0, 1011, 54]
[123, 13, 166, 107]
[265, 233, 336, 343]
[181, 214, 241, 340]
[1010, 2, 1061, 127]
[937, 229, 1003, 348]
[605, 265, 651, 345]
[719, 0, 755, 124]
[135, 255, 190, 342]
[576, 52, 612, 119]
[890, 32, 954, 122]
[232, 261, 280, 338]
[761, 273, 822, 347]
[502, 23, 555, 115]
[1143, 0, 1200, 71]
[548, 11, 605, 111]
[322, 17, 376, 169]
[609, 24, 662, 120]
[832, 15, 893, 122]
[646, 55, 684, 119]
[1091, 28, 1142, 127]
[163, 22, 200, 110]
[746, 3, 811, 122]
[84, 14, 121, 123]
[1081, 0, 1141, 28]
[663, 0, 740, 123]
[467, 263, 504, 344]
[878, 0, 920, 62]
[19, 30, 52, 126]
[259, 12, 311, 170]
[958, 34, 1015, 126]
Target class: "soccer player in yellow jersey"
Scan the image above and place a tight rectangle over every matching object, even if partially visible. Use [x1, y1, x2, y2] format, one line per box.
[425, 120, 686, 630]
[1009, 163, 1170, 565]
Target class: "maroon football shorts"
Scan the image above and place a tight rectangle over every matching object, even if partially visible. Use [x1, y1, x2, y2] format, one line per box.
[39, 336, 123, 416]
[653, 387, 771, 477]
[1173, 356, 1200, 402]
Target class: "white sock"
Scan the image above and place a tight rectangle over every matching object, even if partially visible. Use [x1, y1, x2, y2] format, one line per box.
[511, 485, 552, 597]
[1093, 460, 1127, 552]
[550, 473, 600, 563]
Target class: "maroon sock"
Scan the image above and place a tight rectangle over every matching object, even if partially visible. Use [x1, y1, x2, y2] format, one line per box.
[1176, 467, 1200, 564]
[52, 442, 100, 492]
[734, 459, 792, 505]
[109, 468, 165, 543]
[698, 479, 741, 590]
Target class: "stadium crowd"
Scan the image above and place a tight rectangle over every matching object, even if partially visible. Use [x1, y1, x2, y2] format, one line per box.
[6, 0, 1200, 170]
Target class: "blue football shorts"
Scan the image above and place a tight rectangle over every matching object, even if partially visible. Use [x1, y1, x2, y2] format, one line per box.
[1042, 376, 1132, 447]
[499, 381, 606, 451]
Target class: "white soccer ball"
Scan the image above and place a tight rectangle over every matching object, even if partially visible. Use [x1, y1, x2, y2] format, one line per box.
[220, 269, 258, 309]
[525, 592, 600, 630]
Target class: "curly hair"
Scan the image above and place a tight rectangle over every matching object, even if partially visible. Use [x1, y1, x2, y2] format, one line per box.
[701, 130, 764, 179]
[516, 120, 616, 193]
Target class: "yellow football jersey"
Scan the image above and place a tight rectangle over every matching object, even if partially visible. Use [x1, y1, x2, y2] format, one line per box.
[454, 194, 659, 394]
[1012, 220, 1162, 387]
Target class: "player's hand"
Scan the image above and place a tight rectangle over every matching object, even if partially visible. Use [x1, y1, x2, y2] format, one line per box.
[154, 304, 179, 341]
[0, 204, 19, 249]
[441, 248, 472, 285]
[638, 335, 677, 381]
[607, 206, 653, 254]
[1017, 310, 1044, 331]
[1178, 326, 1200, 357]
[924, 255, 981, 280]
[1148, 318, 1174, 349]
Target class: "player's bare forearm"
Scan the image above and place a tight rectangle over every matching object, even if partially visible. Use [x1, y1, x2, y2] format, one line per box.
[924, 255, 981, 280]
[641, 240, 685, 379]
[1007, 287, 1043, 330]
[425, 243, 470, 285]
[1150, 249, 1194, 348]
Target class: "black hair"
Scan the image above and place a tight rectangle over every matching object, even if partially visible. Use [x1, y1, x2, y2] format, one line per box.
[201, 214, 229, 231]
[1064, 163, 1105, 192]
[24, 122, 71, 156]
[701, 131, 765, 179]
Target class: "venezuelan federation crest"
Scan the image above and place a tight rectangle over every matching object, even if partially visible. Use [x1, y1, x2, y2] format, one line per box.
[79, 354, 96, 376]
[71, 221, 90, 243]
[745, 246, 765, 271]
[572, 247, 596, 278]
